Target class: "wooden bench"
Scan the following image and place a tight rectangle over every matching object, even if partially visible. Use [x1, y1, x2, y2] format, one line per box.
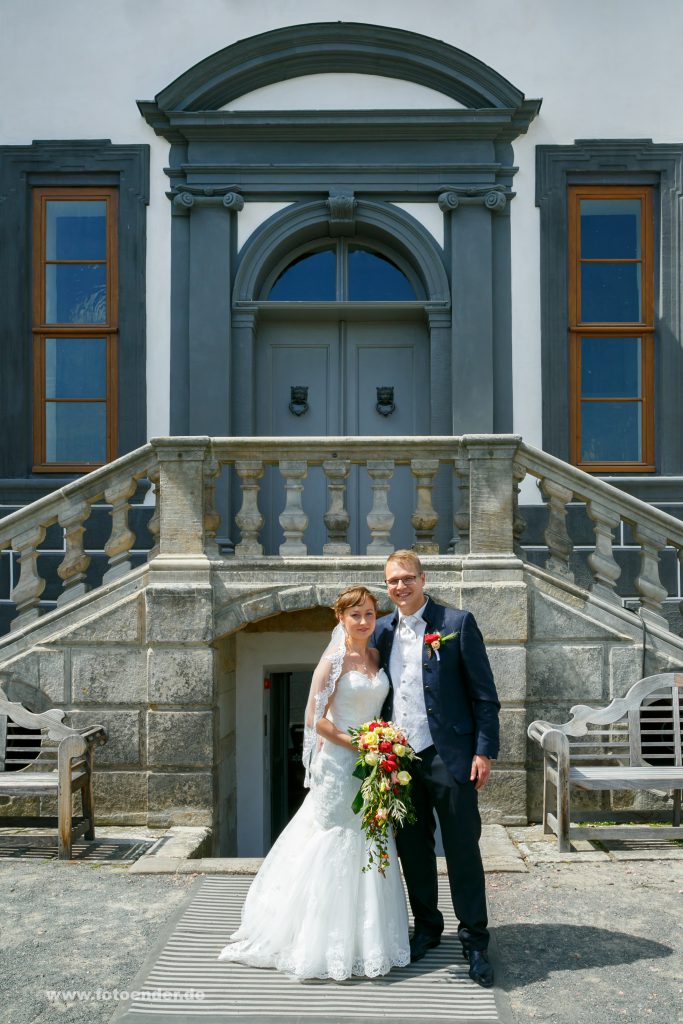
[0, 694, 107, 859]
[528, 672, 683, 851]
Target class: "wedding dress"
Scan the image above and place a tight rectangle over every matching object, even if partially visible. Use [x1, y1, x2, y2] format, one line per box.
[217, 668, 410, 981]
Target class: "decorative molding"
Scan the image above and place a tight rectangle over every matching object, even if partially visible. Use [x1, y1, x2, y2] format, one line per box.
[139, 23, 541, 131]
[170, 187, 244, 215]
[231, 198, 450, 303]
[326, 191, 357, 236]
[535, 139, 683, 472]
[438, 185, 510, 214]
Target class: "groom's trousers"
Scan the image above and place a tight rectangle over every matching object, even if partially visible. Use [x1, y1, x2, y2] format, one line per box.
[396, 744, 489, 951]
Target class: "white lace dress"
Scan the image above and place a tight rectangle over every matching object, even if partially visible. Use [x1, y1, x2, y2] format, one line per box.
[217, 668, 410, 981]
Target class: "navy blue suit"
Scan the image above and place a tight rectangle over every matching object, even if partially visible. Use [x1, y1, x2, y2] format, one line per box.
[373, 596, 500, 951]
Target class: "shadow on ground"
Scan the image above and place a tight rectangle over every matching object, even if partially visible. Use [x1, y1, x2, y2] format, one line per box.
[0, 835, 154, 862]
[492, 922, 673, 989]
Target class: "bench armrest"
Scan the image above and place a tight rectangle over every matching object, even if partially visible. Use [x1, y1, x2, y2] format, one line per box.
[77, 725, 108, 748]
[528, 721, 570, 761]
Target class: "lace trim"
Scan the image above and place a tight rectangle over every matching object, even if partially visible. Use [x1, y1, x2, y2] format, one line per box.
[219, 943, 411, 981]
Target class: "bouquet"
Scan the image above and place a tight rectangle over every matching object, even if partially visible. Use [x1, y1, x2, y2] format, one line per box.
[349, 720, 420, 876]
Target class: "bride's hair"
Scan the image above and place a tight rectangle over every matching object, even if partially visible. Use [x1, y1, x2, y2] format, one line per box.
[332, 586, 378, 619]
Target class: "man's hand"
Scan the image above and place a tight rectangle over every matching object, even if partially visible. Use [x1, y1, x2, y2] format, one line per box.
[470, 754, 492, 791]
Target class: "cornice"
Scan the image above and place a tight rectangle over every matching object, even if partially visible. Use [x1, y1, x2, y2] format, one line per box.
[138, 23, 541, 145]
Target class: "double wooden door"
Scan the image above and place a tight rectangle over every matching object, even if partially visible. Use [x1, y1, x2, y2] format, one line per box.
[256, 318, 430, 554]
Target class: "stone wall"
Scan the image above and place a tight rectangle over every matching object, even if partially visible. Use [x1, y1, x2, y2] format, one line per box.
[2, 555, 682, 848]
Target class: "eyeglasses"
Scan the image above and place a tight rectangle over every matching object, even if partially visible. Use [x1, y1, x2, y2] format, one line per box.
[385, 574, 419, 589]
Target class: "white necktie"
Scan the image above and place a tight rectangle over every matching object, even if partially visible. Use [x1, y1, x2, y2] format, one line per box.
[400, 615, 419, 636]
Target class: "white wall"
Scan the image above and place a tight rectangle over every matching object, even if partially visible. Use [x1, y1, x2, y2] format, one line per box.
[235, 631, 328, 856]
[3, 0, 683, 446]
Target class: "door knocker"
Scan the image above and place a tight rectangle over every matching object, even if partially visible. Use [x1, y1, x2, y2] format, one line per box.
[289, 385, 309, 416]
[376, 386, 395, 417]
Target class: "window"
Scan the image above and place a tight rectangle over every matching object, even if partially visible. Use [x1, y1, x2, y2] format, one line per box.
[266, 241, 418, 301]
[32, 187, 118, 470]
[568, 185, 655, 471]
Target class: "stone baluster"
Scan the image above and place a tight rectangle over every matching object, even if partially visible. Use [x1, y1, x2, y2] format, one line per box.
[234, 461, 264, 557]
[633, 524, 669, 626]
[678, 548, 683, 624]
[56, 498, 92, 605]
[366, 460, 395, 555]
[203, 455, 222, 559]
[410, 459, 439, 554]
[323, 459, 351, 555]
[147, 464, 161, 560]
[451, 450, 470, 554]
[512, 460, 527, 557]
[10, 523, 47, 631]
[541, 478, 575, 581]
[103, 474, 138, 584]
[278, 461, 309, 556]
[586, 499, 621, 601]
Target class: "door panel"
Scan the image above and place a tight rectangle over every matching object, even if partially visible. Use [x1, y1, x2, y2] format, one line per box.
[346, 322, 429, 551]
[257, 323, 339, 553]
[255, 318, 429, 554]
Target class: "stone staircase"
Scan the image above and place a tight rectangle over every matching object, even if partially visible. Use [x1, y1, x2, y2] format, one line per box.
[1, 435, 682, 851]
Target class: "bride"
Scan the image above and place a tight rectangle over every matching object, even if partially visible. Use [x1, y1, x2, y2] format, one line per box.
[217, 585, 410, 981]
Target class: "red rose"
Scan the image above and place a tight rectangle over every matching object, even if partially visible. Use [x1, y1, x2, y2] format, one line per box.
[380, 761, 394, 773]
[368, 721, 379, 731]
[385, 759, 398, 772]
[379, 741, 393, 753]
[424, 632, 440, 645]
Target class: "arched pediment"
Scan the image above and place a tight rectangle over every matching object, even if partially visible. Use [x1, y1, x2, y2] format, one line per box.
[139, 22, 541, 139]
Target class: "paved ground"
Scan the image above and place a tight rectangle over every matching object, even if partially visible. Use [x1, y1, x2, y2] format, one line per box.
[0, 827, 681, 1024]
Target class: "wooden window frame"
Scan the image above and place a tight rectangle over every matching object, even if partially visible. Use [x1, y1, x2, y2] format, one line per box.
[568, 184, 655, 473]
[31, 186, 118, 473]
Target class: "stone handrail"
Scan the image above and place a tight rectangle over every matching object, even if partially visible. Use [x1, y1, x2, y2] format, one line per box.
[516, 441, 683, 627]
[3, 433, 683, 637]
[0, 444, 157, 632]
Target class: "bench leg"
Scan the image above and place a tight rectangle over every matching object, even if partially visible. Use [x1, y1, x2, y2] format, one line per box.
[556, 769, 571, 853]
[542, 756, 552, 834]
[674, 790, 682, 828]
[58, 785, 73, 860]
[82, 769, 95, 841]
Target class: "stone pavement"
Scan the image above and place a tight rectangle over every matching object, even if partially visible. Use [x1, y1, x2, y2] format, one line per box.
[0, 825, 681, 1024]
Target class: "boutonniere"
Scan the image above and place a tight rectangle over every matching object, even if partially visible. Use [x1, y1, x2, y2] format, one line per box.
[424, 631, 458, 661]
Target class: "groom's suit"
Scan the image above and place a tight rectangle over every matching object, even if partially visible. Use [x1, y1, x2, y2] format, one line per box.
[374, 596, 500, 951]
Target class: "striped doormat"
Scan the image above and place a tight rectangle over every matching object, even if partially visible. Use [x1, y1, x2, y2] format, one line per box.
[112, 875, 509, 1024]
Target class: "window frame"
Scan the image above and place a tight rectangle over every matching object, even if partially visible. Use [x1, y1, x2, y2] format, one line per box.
[31, 185, 119, 472]
[567, 183, 655, 473]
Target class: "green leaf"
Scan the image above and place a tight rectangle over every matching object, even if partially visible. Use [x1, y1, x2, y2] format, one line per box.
[351, 788, 365, 815]
[352, 763, 368, 781]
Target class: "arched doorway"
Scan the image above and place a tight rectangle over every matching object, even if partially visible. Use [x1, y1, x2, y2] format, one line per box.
[250, 233, 432, 551]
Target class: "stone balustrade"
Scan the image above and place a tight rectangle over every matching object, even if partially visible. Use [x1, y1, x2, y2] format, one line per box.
[516, 442, 683, 629]
[3, 433, 683, 637]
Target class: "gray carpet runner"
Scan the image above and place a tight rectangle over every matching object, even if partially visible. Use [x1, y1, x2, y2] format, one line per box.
[112, 875, 507, 1024]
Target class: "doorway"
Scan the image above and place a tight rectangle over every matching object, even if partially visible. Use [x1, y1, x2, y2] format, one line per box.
[256, 316, 430, 553]
[267, 670, 310, 843]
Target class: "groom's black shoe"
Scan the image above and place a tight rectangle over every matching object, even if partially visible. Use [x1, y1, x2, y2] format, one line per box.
[464, 948, 494, 988]
[409, 932, 441, 963]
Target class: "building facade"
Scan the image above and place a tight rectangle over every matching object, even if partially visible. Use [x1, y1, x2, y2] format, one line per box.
[2, 3, 683, 853]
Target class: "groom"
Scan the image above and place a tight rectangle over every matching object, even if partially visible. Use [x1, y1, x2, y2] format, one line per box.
[373, 550, 500, 988]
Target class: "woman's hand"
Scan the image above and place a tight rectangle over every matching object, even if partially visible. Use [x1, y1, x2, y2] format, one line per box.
[315, 716, 355, 751]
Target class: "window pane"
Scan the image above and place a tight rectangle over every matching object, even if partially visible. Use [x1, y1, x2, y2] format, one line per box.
[581, 337, 641, 398]
[45, 403, 106, 462]
[45, 338, 106, 399]
[268, 250, 336, 300]
[581, 262, 641, 322]
[46, 201, 107, 261]
[581, 402, 641, 462]
[347, 248, 416, 300]
[580, 199, 641, 259]
[45, 263, 107, 323]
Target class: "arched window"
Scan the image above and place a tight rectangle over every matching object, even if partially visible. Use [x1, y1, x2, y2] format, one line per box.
[265, 240, 418, 301]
